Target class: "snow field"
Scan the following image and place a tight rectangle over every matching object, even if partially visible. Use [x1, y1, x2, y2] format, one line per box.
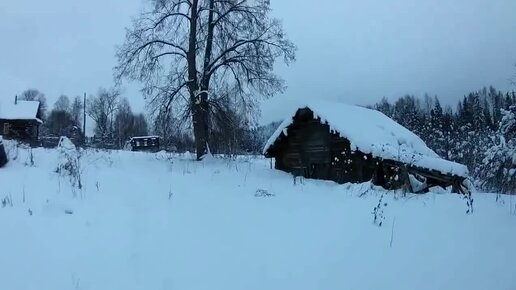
[0, 144, 515, 290]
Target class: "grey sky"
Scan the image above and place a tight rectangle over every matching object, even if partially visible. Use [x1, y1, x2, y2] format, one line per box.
[1, 0, 515, 121]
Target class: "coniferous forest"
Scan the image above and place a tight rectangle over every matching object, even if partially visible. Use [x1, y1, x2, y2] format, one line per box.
[370, 86, 516, 194]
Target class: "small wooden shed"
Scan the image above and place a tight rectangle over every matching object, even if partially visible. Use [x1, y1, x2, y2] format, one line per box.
[130, 136, 160, 152]
[0, 99, 42, 144]
[263, 102, 470, 194]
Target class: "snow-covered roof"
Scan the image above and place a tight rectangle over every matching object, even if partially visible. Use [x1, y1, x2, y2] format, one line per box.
[130, 136, 160, 140]
[0, 100, 42, 123]
[263, 101, 468, 178]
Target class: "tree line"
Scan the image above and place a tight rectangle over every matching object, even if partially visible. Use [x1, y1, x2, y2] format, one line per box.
[15, 84, 516, 193]
[15, 88, 149, 148]
[15, 86, 273, 153]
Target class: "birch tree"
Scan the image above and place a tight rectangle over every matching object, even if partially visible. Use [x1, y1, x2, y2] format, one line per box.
[115, 0, 296, 159]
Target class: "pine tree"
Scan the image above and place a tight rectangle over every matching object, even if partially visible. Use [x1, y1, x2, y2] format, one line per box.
[442, 106, 456, 160]
[478, 105, 516, 193]
[489, 87, 504, 124]
[375, 97, 393, 117]
[392, 95, 423, 136]
[428, 97, 446, 157]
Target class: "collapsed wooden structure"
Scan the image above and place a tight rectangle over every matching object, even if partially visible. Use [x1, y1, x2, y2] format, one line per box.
[264, 102, 470, 194]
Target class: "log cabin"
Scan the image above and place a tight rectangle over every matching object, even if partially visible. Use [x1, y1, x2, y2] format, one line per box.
[130, 136, 160, 152]
[263, 101, 470, 194]
[0, 98, 42, 144]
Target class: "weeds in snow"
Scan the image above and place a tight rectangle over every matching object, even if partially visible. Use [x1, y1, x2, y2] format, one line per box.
[71, 274, 81, 290]
[1, 194, 13, 208]
[389, 217, 396, 248]
[168, 187, 174, 200]
[372, 193, 387, 227]
[55, 137, 83, 198]
[56, 152, 83, 193]
[464, 192, 474, 214]
[25, 147, 35, 167]
[255, 189, 275, 197]
[358, 183, 374, 197]
[293, 175, 305, 185]
[182, 162, 193, 175]
[496, 192, 505, 205]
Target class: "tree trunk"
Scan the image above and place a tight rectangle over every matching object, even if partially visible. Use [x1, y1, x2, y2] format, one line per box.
[191, 0, 215, 160]
[192, 91, 209, 159]
[186, 0, 208, 160]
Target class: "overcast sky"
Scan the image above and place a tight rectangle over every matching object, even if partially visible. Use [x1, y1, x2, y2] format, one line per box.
[1, 0, 515, 121]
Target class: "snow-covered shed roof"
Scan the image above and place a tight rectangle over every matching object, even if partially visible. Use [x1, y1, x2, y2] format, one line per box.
[263, 101, 468, 178]
[130, 136, 160, 140]
[0, 100, 42, 123]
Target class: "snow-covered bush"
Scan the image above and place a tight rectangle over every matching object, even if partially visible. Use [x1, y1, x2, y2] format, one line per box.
[477, 106, 516, 194]
[55, 136, 83, 196]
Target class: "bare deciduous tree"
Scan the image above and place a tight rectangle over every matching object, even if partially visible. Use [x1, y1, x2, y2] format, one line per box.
[113, 98, 149, 146]
[71, 96, 83, 128]
[87, 88, 120, 137]
[114, 98, 134, 143]
[46, 110, 74, 137]
[115, 0, 296, 159]
[132, 113, 149, 137]
[153, 107, 176, 149]
[54, 95, 71, 112]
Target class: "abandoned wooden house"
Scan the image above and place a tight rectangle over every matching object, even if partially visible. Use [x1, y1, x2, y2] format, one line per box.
[0, 97, 42, 144]
[263, 101, 470, 194]
[130, 136, 160, 152]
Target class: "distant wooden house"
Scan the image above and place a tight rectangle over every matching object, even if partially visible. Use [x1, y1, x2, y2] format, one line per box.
[263, 101, 470, 194]
[130, 136, 160, 152]
[0, 98, 42, 144]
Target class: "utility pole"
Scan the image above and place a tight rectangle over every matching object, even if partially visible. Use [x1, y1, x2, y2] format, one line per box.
[83, 93, 87, 144]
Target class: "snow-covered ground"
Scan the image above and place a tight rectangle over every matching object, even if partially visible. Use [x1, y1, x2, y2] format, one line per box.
[0, 142, 515, 290]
